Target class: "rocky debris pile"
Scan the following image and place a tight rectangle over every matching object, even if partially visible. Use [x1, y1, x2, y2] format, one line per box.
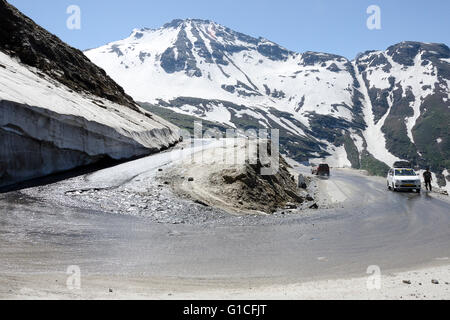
[50, 176, 229, 225]
[22, 169, 297, 226]
[210, 159, 303, 213]
[298, 174, 308, 189]
[294, 174, 323, 210]
[177, 140, 305, 214]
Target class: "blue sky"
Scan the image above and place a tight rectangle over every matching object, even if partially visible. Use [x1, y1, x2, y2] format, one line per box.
[8, 0, 450, 59]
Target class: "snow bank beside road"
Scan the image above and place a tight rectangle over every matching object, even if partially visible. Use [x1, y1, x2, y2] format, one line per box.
[0, 52, 180, 187]
[85, 139, 219, 187]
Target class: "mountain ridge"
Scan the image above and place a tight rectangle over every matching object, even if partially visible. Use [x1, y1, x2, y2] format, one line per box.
[107, 18, 450, 60]
[84, 18, 450, 190]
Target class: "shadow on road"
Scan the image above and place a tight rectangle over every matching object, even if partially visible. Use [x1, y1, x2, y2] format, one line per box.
[0, 157, 125, 194]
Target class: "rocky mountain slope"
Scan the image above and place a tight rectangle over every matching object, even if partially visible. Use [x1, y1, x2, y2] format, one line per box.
[85, 19, 449, 188]
[0, 0, 180, 188]
[355, 43, 450, 181]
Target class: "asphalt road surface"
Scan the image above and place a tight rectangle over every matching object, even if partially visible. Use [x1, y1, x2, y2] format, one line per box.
[0, 144, 449, 295]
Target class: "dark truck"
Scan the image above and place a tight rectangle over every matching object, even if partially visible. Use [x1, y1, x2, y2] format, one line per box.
[312, 164, 330, 177]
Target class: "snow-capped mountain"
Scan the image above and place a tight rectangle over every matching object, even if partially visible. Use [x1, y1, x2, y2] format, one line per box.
[0, 0, 180, 188]
[85, 19, 450, 188]
[355, 43, 449, 184]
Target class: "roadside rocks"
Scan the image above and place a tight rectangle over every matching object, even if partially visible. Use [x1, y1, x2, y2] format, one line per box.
[194, 199, 209, 207]
[401, 279, 445, 286]
[209, 156, 304, 213]
[284, 202, 297, 210]
[16, 158, 337, 227]
[169, 140, 305, 215]
[30, 171, 243, 225]
[297, 174, 308, 189]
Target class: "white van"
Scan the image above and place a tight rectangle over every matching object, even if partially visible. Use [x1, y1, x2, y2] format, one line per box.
[387, 168, 421, 193]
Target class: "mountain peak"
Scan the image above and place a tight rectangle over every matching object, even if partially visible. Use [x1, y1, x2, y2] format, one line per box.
[385, 41, 450, 66]
[387, 41, 450, 55]
[163, 18, 214, 29]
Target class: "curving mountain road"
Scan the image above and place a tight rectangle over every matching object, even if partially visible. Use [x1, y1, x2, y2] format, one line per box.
[0, 143, 449, 298]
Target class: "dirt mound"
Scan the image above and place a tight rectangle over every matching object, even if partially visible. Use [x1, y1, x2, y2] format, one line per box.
[211, 158, 303, 213]
[168, 139, 304, 214]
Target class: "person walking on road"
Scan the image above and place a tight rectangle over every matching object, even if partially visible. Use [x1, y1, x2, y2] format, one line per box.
[423, 168, 433, 192]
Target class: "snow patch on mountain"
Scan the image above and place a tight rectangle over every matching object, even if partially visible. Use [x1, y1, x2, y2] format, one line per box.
[316, 144, 352, 168]
[353, 61, 402, 167]
[351, 133, 365, 154]
[443, 169, 450, 195]
[357, 49, 439, 145]
[386, 52, 437, 144]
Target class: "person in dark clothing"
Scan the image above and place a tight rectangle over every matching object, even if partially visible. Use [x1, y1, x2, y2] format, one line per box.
[423, 168, 432, 192]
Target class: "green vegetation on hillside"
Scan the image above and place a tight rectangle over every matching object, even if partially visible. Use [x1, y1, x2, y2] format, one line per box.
[139, 102, 231, 135]
[340, 134, 361, 169]
[360, 151, 390, 176]
[413, 94, 450, 186]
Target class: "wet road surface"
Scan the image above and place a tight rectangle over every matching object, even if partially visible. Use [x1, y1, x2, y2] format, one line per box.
[0, 149, 449, 287]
